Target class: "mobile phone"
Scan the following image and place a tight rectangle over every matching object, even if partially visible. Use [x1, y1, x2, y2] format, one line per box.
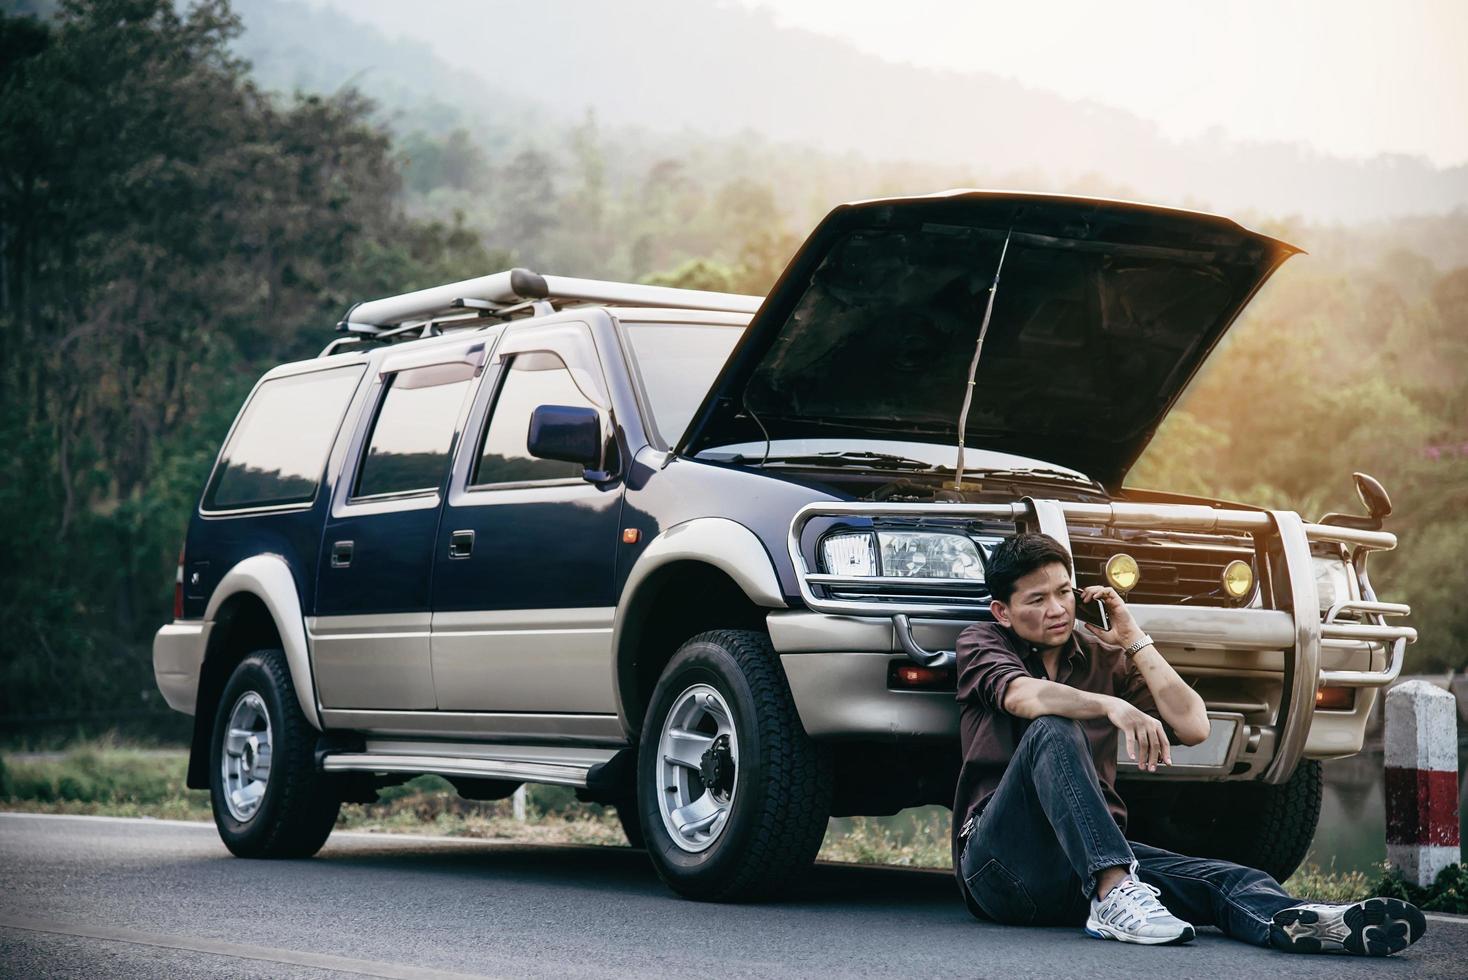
[1073, 588, 1110, 631]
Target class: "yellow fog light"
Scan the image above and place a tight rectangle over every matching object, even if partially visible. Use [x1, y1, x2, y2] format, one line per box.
[1221, 560, 1254, 601]
[1105, 553, 1140, 594]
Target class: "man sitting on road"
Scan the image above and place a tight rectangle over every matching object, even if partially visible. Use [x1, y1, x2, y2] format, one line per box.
[953, 533, 1427, 955]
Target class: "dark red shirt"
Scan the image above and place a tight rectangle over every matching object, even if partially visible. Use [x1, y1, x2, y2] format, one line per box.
[950, 621, 1175, 869]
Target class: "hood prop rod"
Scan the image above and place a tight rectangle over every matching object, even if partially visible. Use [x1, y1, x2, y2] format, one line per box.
[954, 226, 1013, 488]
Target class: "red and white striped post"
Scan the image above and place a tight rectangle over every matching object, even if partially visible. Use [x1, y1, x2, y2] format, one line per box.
[1385, 680, 1461, 887]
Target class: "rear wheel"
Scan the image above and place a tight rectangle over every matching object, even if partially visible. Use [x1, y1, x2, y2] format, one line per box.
[637, 630, 832, 902]
[209, 650, 341, 858]
[1128, 760, 1323, 882]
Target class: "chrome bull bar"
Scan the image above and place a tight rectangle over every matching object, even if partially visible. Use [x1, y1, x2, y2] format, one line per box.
[787, 499, 1415, 784]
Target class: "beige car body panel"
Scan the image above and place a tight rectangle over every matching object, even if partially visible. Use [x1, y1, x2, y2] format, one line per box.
[610, 517, 786, 731]
[431, 607, 619, 713]
[152, 621, 207, 714]
[308, 612, 435, 710]
[771, 605, 1385, 778]
[203, 553, 322, 730]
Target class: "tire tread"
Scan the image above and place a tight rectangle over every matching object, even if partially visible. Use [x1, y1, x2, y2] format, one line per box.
[212, 649, 339, 859]
[1247, 759, 1323, 882]
[647, 629, 833, 901]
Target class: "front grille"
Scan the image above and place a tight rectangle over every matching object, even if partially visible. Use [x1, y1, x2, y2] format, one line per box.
[1069, 531, 1257, 607]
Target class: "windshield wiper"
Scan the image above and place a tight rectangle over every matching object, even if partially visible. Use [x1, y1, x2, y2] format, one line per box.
[699, 451, 1099, 486]
[735, 451, 949, 472]
[969, 466, 1101, 488]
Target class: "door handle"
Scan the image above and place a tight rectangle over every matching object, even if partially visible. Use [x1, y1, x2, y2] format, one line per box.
[449, 529, 475, 559]
[331, 540, 353, 568]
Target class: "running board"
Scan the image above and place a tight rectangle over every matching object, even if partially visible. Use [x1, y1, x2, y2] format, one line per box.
[320, 742, 620, 788]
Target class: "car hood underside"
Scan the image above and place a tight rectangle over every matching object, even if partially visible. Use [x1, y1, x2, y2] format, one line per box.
[680, 191, 1299, 491]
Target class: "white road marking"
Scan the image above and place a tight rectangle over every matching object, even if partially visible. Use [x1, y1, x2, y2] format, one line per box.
[0, 811, 508, 845]
[0, 811, 215, 831]
[1424, 913, 1468, 926]
[0, 914, 502, 980]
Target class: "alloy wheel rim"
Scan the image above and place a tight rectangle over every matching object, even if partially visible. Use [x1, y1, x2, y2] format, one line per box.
[221, 691, 273, 822]
[656, 683, 739, 853]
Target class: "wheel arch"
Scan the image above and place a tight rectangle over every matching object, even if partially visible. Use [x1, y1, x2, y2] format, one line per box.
[612, 518, 787, 739]
[186, 555, 318, 788]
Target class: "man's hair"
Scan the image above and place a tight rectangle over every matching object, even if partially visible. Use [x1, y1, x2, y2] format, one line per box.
[985, 533, 1072, 603]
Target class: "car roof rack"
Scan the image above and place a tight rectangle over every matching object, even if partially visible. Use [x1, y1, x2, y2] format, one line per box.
[329, 267, 762, 352]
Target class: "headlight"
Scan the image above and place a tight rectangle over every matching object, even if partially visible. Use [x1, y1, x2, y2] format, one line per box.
[1312, 554, 1353, 614]
[880, 531, 985, 579]
[820, 530, 986, 579]
[821, 532, 878, 576]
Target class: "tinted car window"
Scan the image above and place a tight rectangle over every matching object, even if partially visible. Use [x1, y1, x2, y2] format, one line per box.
[623, 322, 742, 446]
[473, 353, 598, 486]
[354, 366, 474, 498]
[205, 366, 364, 511]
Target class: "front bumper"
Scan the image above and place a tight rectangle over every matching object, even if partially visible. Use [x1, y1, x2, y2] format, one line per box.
[778, 499, 1415, 782]
[771, 609, 1384, 778]
[153, 621, 206, 714]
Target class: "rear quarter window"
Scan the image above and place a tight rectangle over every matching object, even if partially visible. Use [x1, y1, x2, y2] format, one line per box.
[353, 365, 475, 498]
[203, 365, 364, 512]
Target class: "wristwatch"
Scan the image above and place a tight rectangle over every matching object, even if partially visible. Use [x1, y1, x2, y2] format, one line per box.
[1121, 634, 1155, 657]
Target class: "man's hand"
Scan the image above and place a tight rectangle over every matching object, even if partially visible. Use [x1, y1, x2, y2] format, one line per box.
[1104, 696, 1171, 771]
[1078, 585, 1146, 649]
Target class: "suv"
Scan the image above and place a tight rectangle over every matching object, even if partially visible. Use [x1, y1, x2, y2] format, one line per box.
[154, 191, 1414, 900]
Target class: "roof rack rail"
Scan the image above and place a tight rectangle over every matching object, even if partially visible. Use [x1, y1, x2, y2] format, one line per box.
[335, 267, 763, 338]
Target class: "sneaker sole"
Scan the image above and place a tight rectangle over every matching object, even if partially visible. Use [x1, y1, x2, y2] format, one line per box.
[1085, 920, 1196, 946]
[1270, 898, 1426, 956]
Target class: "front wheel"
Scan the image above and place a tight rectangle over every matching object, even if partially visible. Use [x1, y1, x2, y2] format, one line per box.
[637, 630, 832, 902]
[209, 650, 341, 858]
[614, 799, 646, 849]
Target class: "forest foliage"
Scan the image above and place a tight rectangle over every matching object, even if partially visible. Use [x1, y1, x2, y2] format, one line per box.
[0, 0, 501, 721]
[1, 0, 1465, 728]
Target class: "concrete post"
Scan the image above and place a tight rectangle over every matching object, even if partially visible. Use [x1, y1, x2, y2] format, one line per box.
[1385, 680, 1461, 887]
[512, 784, 527, 822]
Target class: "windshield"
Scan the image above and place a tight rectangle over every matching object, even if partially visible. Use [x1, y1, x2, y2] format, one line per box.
[694, 438, 1095, 483]
[623, 321, 744, 447]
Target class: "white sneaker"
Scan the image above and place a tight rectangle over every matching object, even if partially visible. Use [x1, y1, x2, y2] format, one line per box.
[1086, 876, 1196, 946]
[1270, 898, 1426, 956]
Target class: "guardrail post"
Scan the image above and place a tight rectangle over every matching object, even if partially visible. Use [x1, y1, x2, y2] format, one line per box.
[1385, 680, 1461, 887]
[512, 784, 527, 822]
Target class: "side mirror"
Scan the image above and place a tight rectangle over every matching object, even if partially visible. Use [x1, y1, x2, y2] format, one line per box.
[527, 404, 611, 479]
[1318, 471, 1392, 531]
[1354, 472, 1392, 521]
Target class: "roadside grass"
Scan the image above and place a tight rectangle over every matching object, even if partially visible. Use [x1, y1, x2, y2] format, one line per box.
[342, 777, 627, 846]
[0, 739, 211, 821]
[817, 812, 952, 869]
[4, 741, 1459, 910]
[1284, 862, 1374, 903]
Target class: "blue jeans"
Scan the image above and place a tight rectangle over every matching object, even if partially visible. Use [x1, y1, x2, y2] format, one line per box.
[958, 715, 1300, 946]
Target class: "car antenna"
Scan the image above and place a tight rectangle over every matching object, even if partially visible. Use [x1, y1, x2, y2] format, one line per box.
[953, 226, 1013, 489]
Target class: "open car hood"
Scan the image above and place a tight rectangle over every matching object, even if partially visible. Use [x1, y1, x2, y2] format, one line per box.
[678, 190, 1299, 491]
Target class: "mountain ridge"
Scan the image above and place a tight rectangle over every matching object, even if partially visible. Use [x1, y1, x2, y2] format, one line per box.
[235, 0, 1468, 223]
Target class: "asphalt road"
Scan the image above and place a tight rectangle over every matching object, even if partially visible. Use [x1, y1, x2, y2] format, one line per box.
[1, 813, 1462, 979]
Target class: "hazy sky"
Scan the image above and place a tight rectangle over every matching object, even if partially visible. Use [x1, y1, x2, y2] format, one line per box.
[305, 0, 1468, 168]
[736, 0, 1468, 167]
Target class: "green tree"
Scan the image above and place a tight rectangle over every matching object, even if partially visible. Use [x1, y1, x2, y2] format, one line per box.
[642, 257, 740, 293]
[0, 0, 497, 723]
[399, 128, 489, 195]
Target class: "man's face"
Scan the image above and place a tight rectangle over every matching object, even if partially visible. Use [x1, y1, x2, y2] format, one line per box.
[991, 561, 1074, 649]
